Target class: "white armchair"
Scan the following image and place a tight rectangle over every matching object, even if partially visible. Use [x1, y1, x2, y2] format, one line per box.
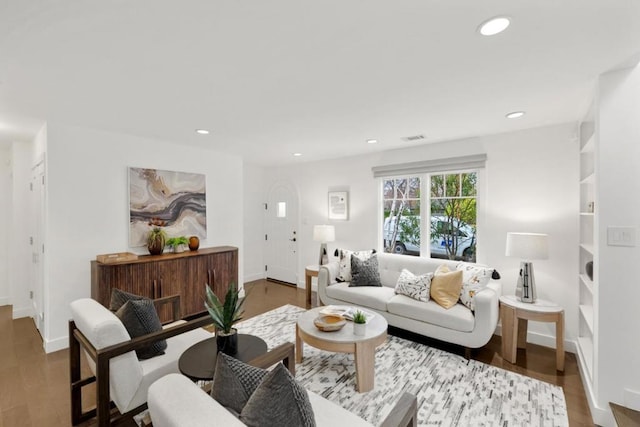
[69, 296, 212, 427]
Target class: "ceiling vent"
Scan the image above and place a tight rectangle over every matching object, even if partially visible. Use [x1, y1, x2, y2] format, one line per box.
[401, 134, 426, 142]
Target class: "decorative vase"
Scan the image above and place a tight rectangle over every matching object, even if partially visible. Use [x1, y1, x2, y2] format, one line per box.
[189, 236, 200, 251]
[147, 230, 166, 255]
[216, 328, 238, 355]
[585, 261, 594, 281]
[353, 322, 366, 336]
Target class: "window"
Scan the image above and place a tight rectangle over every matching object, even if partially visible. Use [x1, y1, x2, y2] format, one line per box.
[381, 171, 478, 262]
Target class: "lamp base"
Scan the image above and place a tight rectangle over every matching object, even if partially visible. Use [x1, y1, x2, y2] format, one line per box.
[515, 261, 537, 303]
[318, 243, 328, 266]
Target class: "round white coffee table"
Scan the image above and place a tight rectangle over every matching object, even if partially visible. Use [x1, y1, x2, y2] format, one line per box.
[295, 306, 388, 392]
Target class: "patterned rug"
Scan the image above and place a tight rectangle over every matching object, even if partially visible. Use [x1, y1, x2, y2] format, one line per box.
[235, 304, 568, 427]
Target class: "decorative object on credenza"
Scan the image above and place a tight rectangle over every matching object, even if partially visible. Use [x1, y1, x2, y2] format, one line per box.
[585, 261, 594, 281]
[505, 232, 549, 303]
[352, 310, 367, 336]
[205, 283, 246, 355]
[188, 235, 200, 251]
[166, 236, 189, 253]
[147, 223, 167, 255]
[328, 191, 349, 220]
[313, 225, 335, 265]
[96, 252, 138, 264]
[129, 167, 207, 247]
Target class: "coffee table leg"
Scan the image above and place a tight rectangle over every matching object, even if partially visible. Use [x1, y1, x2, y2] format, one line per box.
[295, 324, 303, 364]
[354, 340, 375, 392]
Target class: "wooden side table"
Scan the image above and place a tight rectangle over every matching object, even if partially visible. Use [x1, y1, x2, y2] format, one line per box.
[304, 265, 319, 308]
[499, 295, 565, 371]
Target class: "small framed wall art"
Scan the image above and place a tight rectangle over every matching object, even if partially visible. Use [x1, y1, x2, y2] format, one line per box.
[328, 191, 349, 220]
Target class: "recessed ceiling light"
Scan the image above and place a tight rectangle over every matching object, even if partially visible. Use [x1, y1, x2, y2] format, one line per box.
[293, 153, 303, 157]
[366, 139, 378, 144]
[505, 111, 525, 119]
[195, 129, 210, 135]
[478, 16, 511, 36]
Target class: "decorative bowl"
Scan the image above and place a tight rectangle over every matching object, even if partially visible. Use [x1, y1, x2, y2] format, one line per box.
[313, 315, 346, 332]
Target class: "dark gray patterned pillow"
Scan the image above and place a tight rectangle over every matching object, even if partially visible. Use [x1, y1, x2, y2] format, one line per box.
[349, 253, 382, 287]
[211, 352, 268, 414]
[109, 288, 145, 312]
[115, 299, 166, 359]
[240, 363, 316, 427]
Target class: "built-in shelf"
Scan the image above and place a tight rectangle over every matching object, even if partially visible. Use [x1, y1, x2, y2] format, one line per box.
[580, 212, 595, 217]
[580, 243, 594, 255]
[581, 128, 595, 153]
[580, 304, 594, 333]
[579, 274, 594, 294]
[578, 335, 594, 379]
[580, 173, 595, 184]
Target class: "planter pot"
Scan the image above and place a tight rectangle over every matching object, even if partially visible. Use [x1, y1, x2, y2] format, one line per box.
[216, 328, 238, 355]
[188, 236, 200, 251]
[147, 234, 165, 255]
[353, 322, 366, 336]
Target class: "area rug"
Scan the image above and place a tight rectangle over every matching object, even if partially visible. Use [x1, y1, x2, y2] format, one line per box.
[235, 304, 568, 427]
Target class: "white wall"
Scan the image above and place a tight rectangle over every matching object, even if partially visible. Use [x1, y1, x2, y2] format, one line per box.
[9, 141, 34, 319]
[243, 163, 266, 282]
[259, 123, 579, 347]
[41, 123, 244, 352]
[0, 148, 10, 306]
[596, 64, 640, 415]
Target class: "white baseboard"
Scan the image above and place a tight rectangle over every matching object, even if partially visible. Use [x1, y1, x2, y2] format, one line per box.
[45, 335, 68, 353]
[12, 305, 34, 319]
[0, 297, 9, 306]
[576, 345, 613, 426]
[244, 272, 266, 283]
[494, 324, 577, 354]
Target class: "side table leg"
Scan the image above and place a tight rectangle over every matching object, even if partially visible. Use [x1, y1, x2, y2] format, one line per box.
[305, 273, 312, 309]
[517, 319, 528, 349]
[556, 311, 565, 371]
[295, 324, 303, 364]
[501, 304, 518, 364]
[354, 340, 375, 392]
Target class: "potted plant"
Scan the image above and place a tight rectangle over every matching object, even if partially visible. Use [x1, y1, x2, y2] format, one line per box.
[205, 284, 245, 354]
[352, 310, 367, 336]
[166, 236, 189, 253]
[147, 226, 167, 255]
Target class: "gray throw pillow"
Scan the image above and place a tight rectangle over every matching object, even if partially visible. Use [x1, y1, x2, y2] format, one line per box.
[115, 299, 166, 359]
[109, 288, 145, 312]
[240, 363, 316, 427]
[349, 253, 382, 287]
[211, 352, 268, 415]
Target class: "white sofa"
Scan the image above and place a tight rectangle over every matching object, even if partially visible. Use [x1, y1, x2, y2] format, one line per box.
[317, 252, 501, 349]
[147, 342, 417, 427]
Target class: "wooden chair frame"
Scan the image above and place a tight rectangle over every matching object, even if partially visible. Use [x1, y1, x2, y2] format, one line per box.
[69, 295, 212, 427]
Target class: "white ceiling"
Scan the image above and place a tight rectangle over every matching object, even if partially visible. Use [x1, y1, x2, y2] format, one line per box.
[1, 1, 639, 166]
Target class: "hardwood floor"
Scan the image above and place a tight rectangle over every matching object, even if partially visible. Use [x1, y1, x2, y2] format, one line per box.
[0, 280, 593, 426]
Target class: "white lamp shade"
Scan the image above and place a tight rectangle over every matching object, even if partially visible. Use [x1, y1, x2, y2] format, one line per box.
[505, 232, 548, 260]
[313, 225, 335, 242]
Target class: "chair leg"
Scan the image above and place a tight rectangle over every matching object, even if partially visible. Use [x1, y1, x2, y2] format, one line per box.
[96, 354, 112, 427]
[69, 321, 83, 425]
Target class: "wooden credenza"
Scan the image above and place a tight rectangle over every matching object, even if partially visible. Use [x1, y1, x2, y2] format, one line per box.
[91, 246, 238, 320]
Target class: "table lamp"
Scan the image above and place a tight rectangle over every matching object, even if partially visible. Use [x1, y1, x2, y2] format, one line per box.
[505, 232, 548, 303]
[313, 225, 335, 266]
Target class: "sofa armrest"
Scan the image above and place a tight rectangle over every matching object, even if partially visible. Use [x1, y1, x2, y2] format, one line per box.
[380, 392, 418, 427]
[318, 261, 340, 305]
[248, 342, 295, 375]
[467, 282, 501, 348]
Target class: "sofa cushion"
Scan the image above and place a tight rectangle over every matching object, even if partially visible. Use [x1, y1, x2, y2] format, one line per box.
[430, 265, 463, 309]
[456, 262, 494, 311]
[115, 299, 167, 359]
[325, 282, 396, 311]
[211, 352, 267, 414]
[350, 254, 382, 287]
[240, 363, 316, 427]
[337, 249, 375, 282]
[395, 269, 433, 302]
[387, 295, 475, 332]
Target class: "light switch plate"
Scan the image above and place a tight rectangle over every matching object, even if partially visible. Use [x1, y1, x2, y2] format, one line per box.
[607, 226, 637, 247]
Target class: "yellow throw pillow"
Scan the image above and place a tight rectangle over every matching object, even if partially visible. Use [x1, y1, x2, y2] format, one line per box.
[430, 267, 463, 309]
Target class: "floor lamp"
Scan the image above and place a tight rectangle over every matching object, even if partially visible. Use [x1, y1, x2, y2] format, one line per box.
[505, 232, 548, 303]
[313, 225, 335, 266]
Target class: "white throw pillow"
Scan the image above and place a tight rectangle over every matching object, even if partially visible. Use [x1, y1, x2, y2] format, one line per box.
[456, 262, 493, 311]
[336, 249, 375, 282]
[395, 269, 433, 302]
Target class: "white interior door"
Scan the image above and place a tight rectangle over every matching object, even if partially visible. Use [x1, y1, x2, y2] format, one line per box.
[265, 182, 298, 285]
[30, 160, 45, 335]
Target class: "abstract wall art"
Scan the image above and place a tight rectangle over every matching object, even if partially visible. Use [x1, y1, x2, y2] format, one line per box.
[129, 167, 207, 247]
